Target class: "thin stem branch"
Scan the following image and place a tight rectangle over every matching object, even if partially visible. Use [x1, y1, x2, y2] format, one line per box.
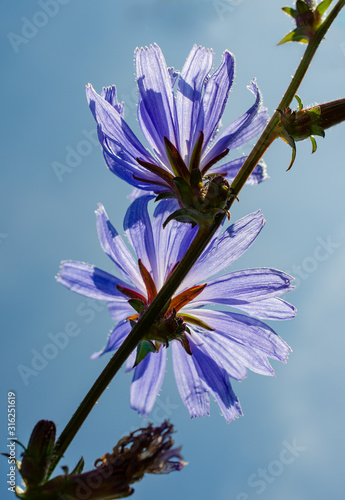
[48, 0, 345, 478]
[228, 0, 345, 204]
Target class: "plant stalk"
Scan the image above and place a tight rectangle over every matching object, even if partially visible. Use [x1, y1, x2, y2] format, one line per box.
[47, 0, 345, 478]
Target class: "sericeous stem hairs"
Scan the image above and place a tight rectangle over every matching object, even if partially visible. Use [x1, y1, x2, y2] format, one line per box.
[47, 0, 345, 479]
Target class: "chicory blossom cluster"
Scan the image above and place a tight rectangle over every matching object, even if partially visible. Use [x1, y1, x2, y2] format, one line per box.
[56, 44, 295, 423]
[57, 196, 295, 422]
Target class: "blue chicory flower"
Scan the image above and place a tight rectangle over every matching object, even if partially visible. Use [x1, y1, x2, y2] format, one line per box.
[86, 44, 269, 201]
[57, 196, 295, 422]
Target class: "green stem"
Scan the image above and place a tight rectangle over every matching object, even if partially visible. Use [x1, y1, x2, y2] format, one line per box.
[228, 0, 345, 204]
[48, 0, 345, 479]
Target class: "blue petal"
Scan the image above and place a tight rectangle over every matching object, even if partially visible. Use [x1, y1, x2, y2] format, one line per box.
[176, 45, 213, 163]
[107, 301, 133, 323]
[211, 156, 269, 184]
[99, 130, 161, 189]
[202, 328, 275, 376]
[136, 44, 178, 165]
[91, 319, 131, 359]
[195, 331, 248, 380]
[152, 199, 197, 289]
[101, 85, 125, 117]
[123, 195, 158, 285]
[86, 84, 154, 164]
[96, 204, 145, 293]
[190, 340, 243, 422]
[200, 80, 266, 169]
[56, 261, 129, 302]
[130, 348, 167, 416]
[192, 309, 291, 363]
[193, 268, 295, 306]
[181, 211, 264, 288]
[234, 297, 297, 320]
[172, 341, 210, 418]
[125, 349, 137, 372]
[185, 312, 275, 376]
[198, 50, 235, 157]
[228, 106, 269, 151]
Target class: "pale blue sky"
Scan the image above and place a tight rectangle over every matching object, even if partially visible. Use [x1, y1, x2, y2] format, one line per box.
[1, 1, 345, 499]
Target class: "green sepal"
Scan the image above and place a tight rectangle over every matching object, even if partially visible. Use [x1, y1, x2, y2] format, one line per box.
[310, 136, 318, 153]
[134, 340, 157, 366]
[278, 27, 310, 45]
[190, 168, 203, 191]
[282, 6, 297, 18]
[295, 94, 304, 111]
[154, 191, 177, 202]
[296, 0, 310, 15]
[71, 457, 85, 475]
[179, 313, 215, 331]
[163, 207, 226, 229]
[128, 299, 146, 314]
[284, 134, 297, 171]
[189, 131, 204, 172]
[310, 124, 325, 138]
[172, 177, 195, 207]
[163, 209, 200, 228]
[178, 335, 192, 356]
[317, 0, 333, 16]
[164, 137, 190, 182]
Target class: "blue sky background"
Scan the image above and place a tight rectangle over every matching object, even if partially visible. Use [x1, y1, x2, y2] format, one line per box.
[1, 1, 345, 499]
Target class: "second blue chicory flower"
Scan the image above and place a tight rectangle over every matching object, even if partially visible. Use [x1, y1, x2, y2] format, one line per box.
[57, 196, 295, 422]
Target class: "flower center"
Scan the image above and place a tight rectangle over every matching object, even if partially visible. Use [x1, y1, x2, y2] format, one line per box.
[116, 260, 211, 359]
[135, 131, 231, 221]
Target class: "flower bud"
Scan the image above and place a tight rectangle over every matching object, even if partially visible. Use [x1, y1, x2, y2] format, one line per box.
[19, 420, 56, 488]
[279, 0, 333, 45]
[18, 421, 185, 500]
[276, 96, 345, 170]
